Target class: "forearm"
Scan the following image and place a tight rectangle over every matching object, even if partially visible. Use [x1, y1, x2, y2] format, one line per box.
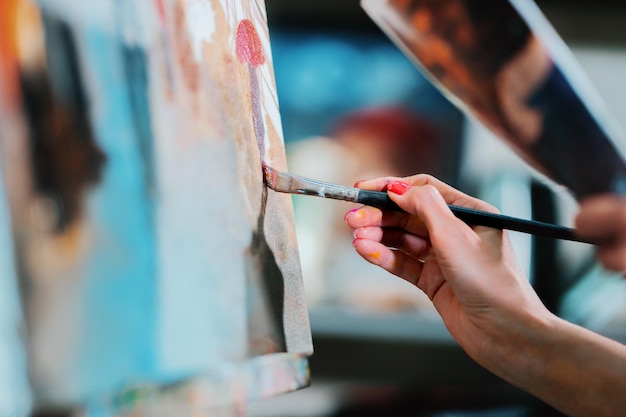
[485, 313, 626, 417]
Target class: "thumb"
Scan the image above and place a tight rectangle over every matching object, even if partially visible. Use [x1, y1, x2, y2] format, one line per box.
[387, 180, 477, 250]
[387, 181, 456, 229]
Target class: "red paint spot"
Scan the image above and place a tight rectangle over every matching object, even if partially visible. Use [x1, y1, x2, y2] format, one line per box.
[154, 0, 166, 26]
[235, 19, 265, 67]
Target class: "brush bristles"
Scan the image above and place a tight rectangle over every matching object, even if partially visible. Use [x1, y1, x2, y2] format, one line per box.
[261, 161, 277, 189]
[261, 163, 361, 202]
[262, 162, 314, 194]
[262, 161, 296, 192]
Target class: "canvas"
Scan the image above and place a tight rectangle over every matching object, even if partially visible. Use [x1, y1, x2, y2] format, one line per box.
[0, 0, 312, 414]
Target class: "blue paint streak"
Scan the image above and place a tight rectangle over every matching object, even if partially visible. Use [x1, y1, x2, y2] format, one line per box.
[76, 28, 159, 399]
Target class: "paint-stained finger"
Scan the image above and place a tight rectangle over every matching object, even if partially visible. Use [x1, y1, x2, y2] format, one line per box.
[352, 238, 425, 287]
[345, 205, 398, 227]
[345, 206, 428, 236]
[353, 226, 430, 257]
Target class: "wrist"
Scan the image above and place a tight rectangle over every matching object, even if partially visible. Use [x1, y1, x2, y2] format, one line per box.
[494, 311, 562, 391]
[470, 304, 558, 389]
[477, 310, 626, 417]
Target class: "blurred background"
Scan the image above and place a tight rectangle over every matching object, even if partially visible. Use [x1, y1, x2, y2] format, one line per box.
[248, 0, 626, 416]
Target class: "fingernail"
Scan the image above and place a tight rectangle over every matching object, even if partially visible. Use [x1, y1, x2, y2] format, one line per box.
[388, 180, 411, 195]
[353, 180, 366, 188]
[344, 208, 358, 222]
[351, 237, 360, 247]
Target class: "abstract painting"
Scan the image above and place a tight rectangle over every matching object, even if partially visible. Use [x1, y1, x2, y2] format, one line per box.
[0, 0, 312, 415]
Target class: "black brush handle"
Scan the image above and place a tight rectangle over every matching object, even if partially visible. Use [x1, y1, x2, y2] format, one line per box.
[355, 189, 598, 245]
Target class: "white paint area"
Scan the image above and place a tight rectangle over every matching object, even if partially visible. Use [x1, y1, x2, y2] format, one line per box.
[185, 0, 216, 61]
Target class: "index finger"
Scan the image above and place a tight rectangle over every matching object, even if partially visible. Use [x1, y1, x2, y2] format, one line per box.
[356, 174, 499, 213]
[344, 204, 428, 237]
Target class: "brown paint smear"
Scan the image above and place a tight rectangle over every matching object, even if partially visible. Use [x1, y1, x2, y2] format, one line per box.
[19, 15, 105, 233]
[173, 0, 200, 94]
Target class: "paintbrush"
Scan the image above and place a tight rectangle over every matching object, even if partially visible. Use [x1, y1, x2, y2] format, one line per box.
[262, 163, 599, 245]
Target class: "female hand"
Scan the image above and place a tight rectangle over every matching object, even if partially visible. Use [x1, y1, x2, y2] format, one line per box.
[344, 175, 626, 417]
[344, 174, 553, 368]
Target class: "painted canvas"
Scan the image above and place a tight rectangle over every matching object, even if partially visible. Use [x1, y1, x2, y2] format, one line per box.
[0, 0, 312, 415]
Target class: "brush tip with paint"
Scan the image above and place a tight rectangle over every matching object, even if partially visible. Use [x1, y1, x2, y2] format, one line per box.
[261, 162, 300, 194]
[261, 161, 278, 190]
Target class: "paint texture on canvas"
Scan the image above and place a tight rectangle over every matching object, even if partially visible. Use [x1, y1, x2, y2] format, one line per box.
[0, 0, 311, 412]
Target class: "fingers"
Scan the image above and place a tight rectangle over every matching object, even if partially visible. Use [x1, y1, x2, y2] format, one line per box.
[353, 177, 399, 192]
[393, 184, 460, 235]
[351, 227, 451, 301]
[353, 226, 430, 257]
[345, 205, 427, 237]
[347, 174, 499, 238]
[355, 174, 498, 212]
[351, 237, 425, 287]
[347, 174, 531, 319]
[389, 182, 483, 255]
[347, 176, 492, 260]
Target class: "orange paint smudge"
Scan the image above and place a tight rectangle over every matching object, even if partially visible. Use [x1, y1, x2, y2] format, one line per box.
[0, 0, 20, 62]
[0, 0, 43, 104]
[368, 251, 381, 260]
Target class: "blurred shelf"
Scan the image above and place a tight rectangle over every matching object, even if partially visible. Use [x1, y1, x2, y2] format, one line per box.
[306, 305, 498, 385]
[306, 298, 626, 386]
[309, 304, 454, 344]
